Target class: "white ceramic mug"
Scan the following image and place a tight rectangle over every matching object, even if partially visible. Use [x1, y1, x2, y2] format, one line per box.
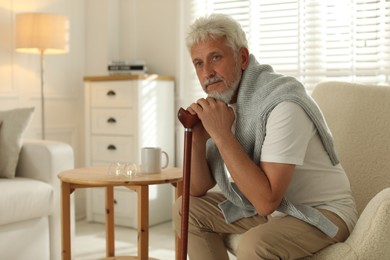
[141, 147, 169, 174]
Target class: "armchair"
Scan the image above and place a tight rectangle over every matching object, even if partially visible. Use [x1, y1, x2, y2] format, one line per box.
[224, 81, 390, 259]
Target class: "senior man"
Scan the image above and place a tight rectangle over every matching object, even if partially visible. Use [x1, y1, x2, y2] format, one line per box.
[173, 13, 357, 260]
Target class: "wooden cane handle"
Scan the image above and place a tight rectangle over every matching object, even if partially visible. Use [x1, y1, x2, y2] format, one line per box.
[178, 107, 200, 129]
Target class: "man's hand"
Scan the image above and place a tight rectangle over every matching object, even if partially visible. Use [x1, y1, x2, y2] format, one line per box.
[190, 97, 235, 143]
[186, 105, 210, 145]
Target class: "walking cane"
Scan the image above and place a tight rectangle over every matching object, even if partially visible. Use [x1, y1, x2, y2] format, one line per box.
[177, 107, 200, 260]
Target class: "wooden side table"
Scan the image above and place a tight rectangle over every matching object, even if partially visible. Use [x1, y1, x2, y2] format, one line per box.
[58, 166, 182, 260]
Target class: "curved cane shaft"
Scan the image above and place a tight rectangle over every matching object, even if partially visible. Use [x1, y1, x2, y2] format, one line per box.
[177, 108, 200, 260]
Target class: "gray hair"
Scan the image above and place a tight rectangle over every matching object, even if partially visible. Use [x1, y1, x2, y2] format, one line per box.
[186, 13, 248, 53]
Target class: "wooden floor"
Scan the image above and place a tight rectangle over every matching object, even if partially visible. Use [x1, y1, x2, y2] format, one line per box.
[74, 219, 236, 260]
[74, 220, 176, 260]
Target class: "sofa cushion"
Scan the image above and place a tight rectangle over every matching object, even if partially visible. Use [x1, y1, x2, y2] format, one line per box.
[0, 177, 53, 226]
[0, 107, 34, 178]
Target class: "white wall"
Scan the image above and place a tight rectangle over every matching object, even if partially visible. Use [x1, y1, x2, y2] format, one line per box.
[84, 0, 179, 78]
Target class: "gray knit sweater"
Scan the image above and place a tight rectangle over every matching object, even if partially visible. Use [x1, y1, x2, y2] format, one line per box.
[206, 54, 339, 236]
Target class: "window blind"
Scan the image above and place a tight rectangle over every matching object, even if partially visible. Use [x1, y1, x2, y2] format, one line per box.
[179, 0, 390, 102]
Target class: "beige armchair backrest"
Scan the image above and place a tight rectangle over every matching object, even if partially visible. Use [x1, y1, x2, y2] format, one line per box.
[312, 81, 390, 215]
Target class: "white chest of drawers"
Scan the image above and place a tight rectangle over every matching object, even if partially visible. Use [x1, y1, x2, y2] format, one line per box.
[84, 75, 175, 228]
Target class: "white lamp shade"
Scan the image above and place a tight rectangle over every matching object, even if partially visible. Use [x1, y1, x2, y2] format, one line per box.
[15, 13, 69, 54]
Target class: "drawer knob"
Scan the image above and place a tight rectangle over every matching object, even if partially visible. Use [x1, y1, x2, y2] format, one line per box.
[107, 90, 116, 96]
[107, 144, 117, 150]
[107, 117, 117, 123]
[114, 199, 118, 204]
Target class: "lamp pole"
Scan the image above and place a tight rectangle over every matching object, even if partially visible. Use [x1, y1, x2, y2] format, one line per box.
[40, 49, 45, 140]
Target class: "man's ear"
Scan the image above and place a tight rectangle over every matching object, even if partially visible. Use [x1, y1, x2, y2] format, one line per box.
[240, 47, 250, 70]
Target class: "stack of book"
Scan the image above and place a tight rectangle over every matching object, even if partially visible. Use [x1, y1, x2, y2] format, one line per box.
[108, 61, 147, 75]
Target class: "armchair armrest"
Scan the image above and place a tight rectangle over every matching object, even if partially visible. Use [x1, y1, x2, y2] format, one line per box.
[304, 188, 390, 259]
[16, 139, 75, 260]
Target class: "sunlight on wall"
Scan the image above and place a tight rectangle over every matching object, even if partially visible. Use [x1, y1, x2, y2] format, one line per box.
[140, 80, 158, 147]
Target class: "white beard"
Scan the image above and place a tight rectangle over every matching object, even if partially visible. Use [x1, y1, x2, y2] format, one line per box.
[208, 68, 242, 104]
[208, 83, 237, 104]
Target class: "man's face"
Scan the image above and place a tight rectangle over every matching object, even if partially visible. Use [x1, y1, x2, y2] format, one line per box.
[190, 37, 247, 104]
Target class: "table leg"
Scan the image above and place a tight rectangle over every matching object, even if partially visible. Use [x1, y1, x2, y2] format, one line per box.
[106, 186, 115, 257]
[175, 181, 183, 260]
[136, 185, 149, 260]
[61, 182, 71, 260]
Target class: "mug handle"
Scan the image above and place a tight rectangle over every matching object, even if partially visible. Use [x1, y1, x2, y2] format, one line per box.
[161, 151, 169, 169]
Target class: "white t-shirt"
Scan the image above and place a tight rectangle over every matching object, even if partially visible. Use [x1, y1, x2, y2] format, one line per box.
[260, 102, 357, 232]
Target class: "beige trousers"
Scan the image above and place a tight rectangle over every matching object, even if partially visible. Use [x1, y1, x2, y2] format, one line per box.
[173, 192, 349, 260]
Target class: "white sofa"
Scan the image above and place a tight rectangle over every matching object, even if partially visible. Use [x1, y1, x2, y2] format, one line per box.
[224, 81, 390, 259]
[0, 139, 75, 260]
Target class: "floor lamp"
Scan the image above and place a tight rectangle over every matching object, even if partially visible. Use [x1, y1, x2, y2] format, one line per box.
[15, 13, 69, 140]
